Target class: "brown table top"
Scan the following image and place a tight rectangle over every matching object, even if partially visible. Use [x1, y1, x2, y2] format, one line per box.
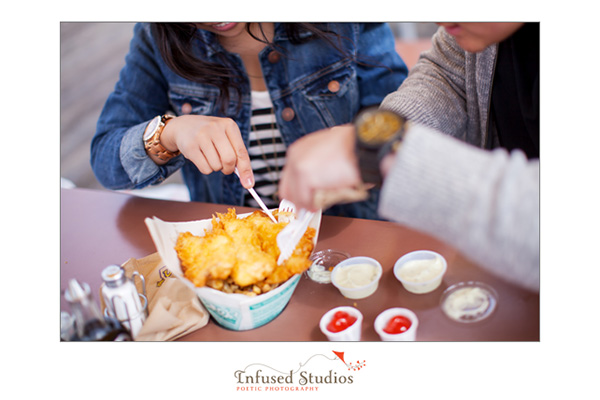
[60, 188, 539, 341]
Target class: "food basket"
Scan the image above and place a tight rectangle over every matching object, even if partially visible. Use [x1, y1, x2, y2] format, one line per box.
[145, 210, 321, 331]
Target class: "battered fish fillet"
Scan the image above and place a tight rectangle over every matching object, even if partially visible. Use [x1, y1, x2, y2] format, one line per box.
[174, 231, 236, 287]
[174, 208, 315, 294]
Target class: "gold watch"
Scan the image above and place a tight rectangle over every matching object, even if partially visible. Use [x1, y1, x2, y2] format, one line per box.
[355, 108, 406, 187]
[143, 114, 180, 161]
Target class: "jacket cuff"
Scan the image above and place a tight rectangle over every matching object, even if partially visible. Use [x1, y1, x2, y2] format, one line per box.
[120, 122, 184, 188]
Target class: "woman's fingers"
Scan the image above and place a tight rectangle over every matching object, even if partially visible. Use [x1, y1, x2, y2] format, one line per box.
[167, 115, 254, 187]
[196, 133, 223, 172]
[182, 143, 213, 175]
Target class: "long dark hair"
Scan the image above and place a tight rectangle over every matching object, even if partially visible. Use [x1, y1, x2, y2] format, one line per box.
[151, 23, 352, 113]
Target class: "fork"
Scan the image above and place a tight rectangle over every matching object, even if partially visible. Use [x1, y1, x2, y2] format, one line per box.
[277, 198, 296, 223]
[277, 207, 314, 265]
[234, 167, 277, 223]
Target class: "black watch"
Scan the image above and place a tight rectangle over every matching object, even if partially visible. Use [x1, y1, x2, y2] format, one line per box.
[354, 108, 406, 187]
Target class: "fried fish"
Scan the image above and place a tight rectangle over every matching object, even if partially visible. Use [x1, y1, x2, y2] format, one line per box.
[175, 208, 315, 295]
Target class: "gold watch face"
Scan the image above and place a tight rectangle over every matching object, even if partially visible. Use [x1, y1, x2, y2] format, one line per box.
[357, 110, 403, 145]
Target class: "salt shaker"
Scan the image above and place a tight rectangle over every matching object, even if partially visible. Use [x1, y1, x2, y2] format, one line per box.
[101, 265, 147, 338]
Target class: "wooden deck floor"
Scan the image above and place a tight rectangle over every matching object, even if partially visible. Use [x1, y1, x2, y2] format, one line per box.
[60, 22, 433, 199]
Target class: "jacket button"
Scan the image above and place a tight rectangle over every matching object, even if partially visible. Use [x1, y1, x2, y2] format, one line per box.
[281, 107, 295, 121]
[181, 103, 192, 114]
[268, 51, 281, 63]
[327, 80, 340, 93]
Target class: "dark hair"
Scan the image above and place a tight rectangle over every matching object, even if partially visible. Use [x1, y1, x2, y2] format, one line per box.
[151, 23, 352, 114]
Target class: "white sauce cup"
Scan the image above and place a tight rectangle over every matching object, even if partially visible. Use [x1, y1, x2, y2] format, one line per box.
[393, 250, 447, 294]
[331, 256, 382, 299]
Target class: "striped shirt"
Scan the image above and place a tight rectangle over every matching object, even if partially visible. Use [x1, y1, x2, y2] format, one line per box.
[244, 91, 286, 208]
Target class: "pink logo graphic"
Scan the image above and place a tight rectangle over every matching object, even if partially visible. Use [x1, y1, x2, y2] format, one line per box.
[332, 351, 366, 371]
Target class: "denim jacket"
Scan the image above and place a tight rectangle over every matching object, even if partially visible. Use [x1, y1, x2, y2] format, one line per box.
[92, 22, 407, 219]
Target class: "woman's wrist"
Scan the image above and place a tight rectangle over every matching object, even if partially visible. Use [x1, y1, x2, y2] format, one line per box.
[159, 116, 179, 153]
[143, 115, 180, 165]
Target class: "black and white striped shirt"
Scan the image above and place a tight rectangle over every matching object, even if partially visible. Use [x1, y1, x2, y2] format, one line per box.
[244, 91, 286, 208]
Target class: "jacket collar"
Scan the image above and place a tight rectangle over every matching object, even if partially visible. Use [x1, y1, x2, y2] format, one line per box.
[195, 23, 315, 57]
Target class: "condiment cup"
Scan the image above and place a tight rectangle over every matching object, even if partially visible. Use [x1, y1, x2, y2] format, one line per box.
[319, 306, 363, 341]
[307, 249, 351, 284]
[374, 307, 419, 341]
[331, 256, 383, 299]
[393, 250, 447, 294]
[440, 281, 498, 323]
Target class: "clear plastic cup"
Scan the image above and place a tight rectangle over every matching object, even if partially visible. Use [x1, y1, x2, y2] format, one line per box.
[308, 249, 351, 284]
[319, 306, 363, 341]
[374, 307, 419, 341]
[440, 281, 498, 323]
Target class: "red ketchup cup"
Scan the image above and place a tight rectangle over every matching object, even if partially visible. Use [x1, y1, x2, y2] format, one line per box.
[374, 308, 419, 341]
[319, 306, 363, 341]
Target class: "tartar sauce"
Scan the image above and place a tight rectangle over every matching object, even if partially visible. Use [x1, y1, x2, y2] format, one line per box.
[307, 264, 332, 284]
[397, 257, 444, 282]
[334, 263, 378, 288]
[442, 287, 490, 321]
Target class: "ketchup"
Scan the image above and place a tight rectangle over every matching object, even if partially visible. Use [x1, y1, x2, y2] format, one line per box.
[383, 315, 412, 334]
[327, 311, 357, 333]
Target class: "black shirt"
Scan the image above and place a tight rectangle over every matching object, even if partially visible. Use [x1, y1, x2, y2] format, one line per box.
[490, 23, 540, 159]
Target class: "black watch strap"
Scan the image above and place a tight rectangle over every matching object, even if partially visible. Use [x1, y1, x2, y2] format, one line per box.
[357, 145, 384, 187]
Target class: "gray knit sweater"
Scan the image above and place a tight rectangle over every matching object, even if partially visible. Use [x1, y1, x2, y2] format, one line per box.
[379, 27, 539, 292]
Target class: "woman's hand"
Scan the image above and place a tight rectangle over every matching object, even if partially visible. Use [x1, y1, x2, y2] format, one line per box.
[157, 115, 254, 188]
[279, 124, 362, 210]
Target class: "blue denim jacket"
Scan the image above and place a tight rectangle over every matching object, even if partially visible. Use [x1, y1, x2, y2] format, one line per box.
[92, 23, 407, 219]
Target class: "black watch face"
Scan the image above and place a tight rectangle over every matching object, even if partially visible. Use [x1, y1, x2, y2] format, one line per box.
[357, 110, 403, 146]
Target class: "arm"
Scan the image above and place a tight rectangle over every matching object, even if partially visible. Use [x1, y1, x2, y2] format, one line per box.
[280, 123, 539, 292]
[379, 27, 472, 137]
[91, 23, 177, 190]
[379, 124, 540, 292]
[91, 23, 254, 190]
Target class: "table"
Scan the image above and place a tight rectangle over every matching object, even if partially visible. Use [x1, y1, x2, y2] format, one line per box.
[61, 188, 539, 341]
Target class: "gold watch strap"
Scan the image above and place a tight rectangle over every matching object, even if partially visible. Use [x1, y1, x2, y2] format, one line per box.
[144, 115, 180, 161]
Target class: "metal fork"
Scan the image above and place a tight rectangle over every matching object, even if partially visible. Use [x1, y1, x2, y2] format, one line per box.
[234, 167, 277, 223]
[277, 207, 314, 265]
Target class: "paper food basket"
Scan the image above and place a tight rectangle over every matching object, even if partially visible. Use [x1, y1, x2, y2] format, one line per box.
[145, 210, 321, 331]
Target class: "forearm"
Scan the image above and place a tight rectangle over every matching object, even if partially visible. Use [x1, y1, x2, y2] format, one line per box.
[91, 121, 184, 190]
[90, 126, 135, 189]
[379, 124, 539, 292]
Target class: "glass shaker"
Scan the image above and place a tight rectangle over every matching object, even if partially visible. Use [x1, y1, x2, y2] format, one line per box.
[101, 265, 147, 339]
[64, 278, 132, 341]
